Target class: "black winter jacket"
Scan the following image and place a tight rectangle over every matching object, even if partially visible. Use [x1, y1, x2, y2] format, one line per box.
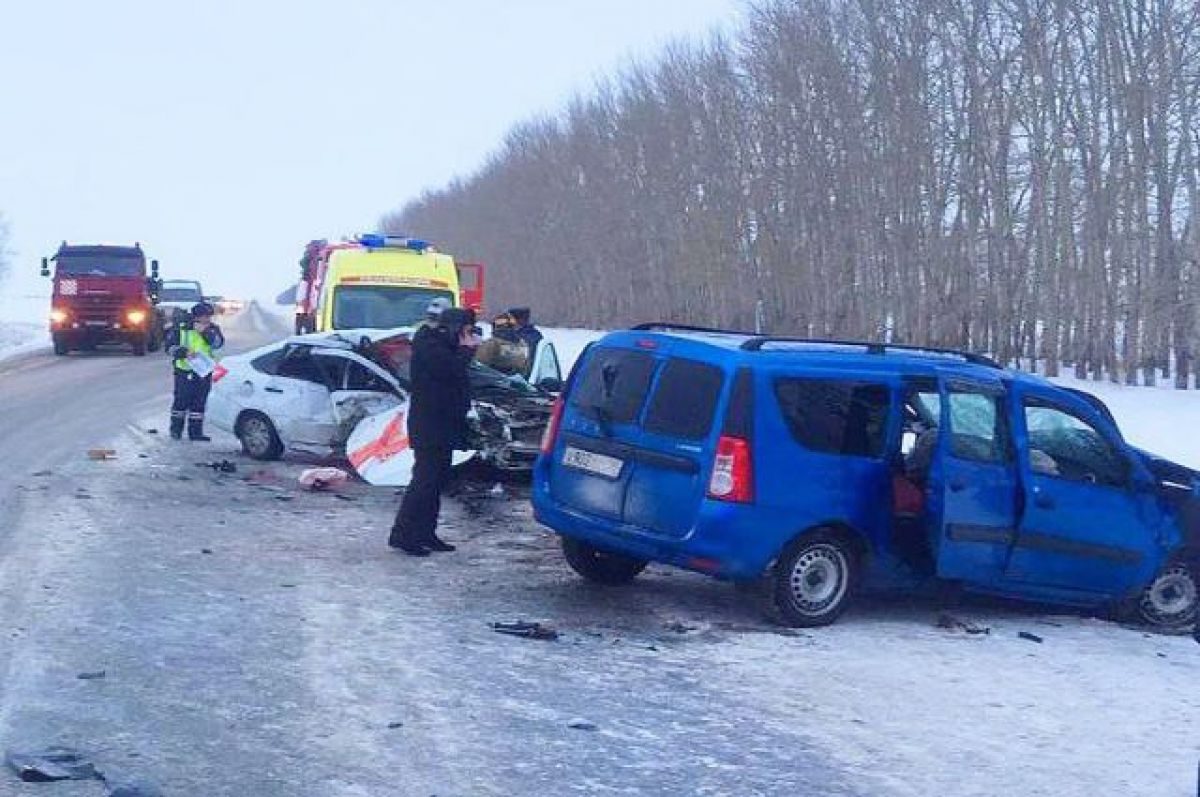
[407, 323, 473, 450]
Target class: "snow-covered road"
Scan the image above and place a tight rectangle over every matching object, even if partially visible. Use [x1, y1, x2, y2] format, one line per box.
[0, 315, 1195, 796]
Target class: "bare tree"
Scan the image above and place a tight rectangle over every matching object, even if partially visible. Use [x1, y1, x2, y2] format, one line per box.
[384, 0, 1200, 386]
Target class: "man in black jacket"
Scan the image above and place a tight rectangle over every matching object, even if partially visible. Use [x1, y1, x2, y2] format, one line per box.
[389, 308, 479, 556]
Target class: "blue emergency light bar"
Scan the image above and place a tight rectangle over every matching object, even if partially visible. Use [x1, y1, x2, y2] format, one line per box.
[357, 233, 431, 251]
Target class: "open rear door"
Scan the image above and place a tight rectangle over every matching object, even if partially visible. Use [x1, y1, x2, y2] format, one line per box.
[456, 262, 485, 312]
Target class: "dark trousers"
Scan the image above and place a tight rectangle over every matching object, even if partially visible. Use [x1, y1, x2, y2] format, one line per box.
[171, 371, 212, 439]
[390, 446, 453, 547]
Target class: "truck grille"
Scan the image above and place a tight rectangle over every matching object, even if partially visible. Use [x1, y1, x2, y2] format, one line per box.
[71, 294, 126, 320]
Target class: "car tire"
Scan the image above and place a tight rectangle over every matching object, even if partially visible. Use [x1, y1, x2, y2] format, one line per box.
[1131, 560, 1198, 630]
[52, 337, 69, 356]
[131, 339, 147, 356]
[236, 412, 284, 461]
[561, 538, 648, 585]
[769, 530, 858, 627]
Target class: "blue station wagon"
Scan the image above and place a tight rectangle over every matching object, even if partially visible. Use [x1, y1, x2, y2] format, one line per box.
[533, 324, 1200, 628]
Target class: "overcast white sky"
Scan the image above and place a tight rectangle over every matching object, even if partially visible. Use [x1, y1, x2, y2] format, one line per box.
[0, 0, 740, 322]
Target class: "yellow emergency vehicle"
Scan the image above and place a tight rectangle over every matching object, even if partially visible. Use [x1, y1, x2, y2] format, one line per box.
[295, 235, 462, 334]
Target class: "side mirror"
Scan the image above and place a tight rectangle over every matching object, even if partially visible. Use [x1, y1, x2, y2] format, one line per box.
[151, 259, 160, 278]
[537, 377, 563, 394]
[40, 257, 49, 278]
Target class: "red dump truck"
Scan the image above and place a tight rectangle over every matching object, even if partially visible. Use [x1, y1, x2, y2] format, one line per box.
[41, 242, 165, 356]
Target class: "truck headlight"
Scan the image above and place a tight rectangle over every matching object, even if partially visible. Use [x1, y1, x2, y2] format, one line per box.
[127, 309, 147, 325]
[50, 308, 68, 324]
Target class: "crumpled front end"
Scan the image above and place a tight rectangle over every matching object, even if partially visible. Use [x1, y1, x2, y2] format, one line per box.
[470, 395, 553, 473]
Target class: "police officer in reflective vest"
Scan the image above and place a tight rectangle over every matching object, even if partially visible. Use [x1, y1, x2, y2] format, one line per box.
[167, 302, 225, 441]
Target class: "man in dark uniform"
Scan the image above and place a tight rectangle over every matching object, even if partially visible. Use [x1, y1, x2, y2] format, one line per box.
[166, 302, 225, 441]
[508, 306, 543, 358]
[389, 307, 480, 556]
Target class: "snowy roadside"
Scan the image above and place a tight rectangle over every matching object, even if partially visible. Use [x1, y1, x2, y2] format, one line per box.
[0, 322, 48, 363]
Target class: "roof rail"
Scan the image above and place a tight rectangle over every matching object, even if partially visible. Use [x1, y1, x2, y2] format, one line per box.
[630, 322, 748, 335]
[739, 335, 1002, 369]
[629, 324, 1001, 369]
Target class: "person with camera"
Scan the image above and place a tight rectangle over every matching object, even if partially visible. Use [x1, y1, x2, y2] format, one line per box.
[166, 302, 225, 441]
[389, 307, 480, 555]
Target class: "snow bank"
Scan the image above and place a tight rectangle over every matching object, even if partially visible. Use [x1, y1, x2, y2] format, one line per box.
[541, 327, 604, 374]
[0, 322, 47, 363]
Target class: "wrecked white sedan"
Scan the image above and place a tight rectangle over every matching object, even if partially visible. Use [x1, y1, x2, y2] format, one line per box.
[207, 328, 562, 484]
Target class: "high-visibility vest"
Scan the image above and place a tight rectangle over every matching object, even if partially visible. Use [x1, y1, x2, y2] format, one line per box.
[174, 328, 215, 373]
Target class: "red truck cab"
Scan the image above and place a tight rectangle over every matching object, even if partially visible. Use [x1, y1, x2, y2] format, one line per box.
[42, 242, 165, 356]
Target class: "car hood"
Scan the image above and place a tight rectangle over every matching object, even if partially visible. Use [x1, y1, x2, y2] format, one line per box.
[1132, 448, 1200, 493]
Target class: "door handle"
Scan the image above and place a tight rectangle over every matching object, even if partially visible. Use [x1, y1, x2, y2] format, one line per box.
[264, 387, 284, 394]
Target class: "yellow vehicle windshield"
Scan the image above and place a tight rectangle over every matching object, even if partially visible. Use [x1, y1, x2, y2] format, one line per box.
[332, 284, 455, 329]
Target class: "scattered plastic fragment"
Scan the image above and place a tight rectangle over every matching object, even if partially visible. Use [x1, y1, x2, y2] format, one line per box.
[196, 460, 237, 474]
[567, 719, 597, 731]
[1018, 631, 1044, 644]
[77, 670, 106, 680]
[87, 449, 117, 461]
[5, 747, 103, 782]
[491, 621, 559, 641]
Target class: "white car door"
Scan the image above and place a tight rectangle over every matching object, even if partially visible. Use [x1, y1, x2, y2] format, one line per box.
[267, 346, 342, 452]
[325, 351, 405, 443]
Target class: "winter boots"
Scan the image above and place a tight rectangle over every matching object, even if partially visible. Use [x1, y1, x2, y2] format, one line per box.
[169, 410, 185, 440]
[170, 411, 210, 441]
[187, 412, 211, 442]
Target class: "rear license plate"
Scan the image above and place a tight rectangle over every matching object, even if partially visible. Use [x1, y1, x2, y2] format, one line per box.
[562, 446, 623, 479]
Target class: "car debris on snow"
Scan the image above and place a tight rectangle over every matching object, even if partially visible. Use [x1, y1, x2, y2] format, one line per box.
[77, 670, 106, 680]
[491, 620, 559, 640]
[1018, 631, 1045, 644]
[196, 460, 238, 474]
[5, 746, 103, 782]
[566, 719, 598, 731]
[87, 449, 118, 461]
[935, 613, 991, 635]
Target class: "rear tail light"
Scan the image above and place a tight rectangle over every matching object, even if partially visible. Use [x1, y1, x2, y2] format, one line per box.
[212, 364, 229, 384]
[708, 435, 754, 503]
[541, 396, 565, 455]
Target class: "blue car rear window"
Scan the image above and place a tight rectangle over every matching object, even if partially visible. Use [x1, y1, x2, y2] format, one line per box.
[775, 378, 890, 458]
[644, 358, 725, 440]
[571, 348, 657, 423]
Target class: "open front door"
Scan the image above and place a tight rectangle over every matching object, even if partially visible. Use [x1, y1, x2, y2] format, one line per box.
[931, 377, 1019, 585]
[528, 340, 562, 389]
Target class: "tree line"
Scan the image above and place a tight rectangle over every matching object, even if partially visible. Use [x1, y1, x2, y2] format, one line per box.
[386, 0, 1200, 386]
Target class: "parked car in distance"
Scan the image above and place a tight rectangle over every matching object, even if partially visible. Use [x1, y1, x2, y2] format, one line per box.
[207, 329, 562, 475]
[157, 279, 205, 331]
[533, 323, 1200, 629]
